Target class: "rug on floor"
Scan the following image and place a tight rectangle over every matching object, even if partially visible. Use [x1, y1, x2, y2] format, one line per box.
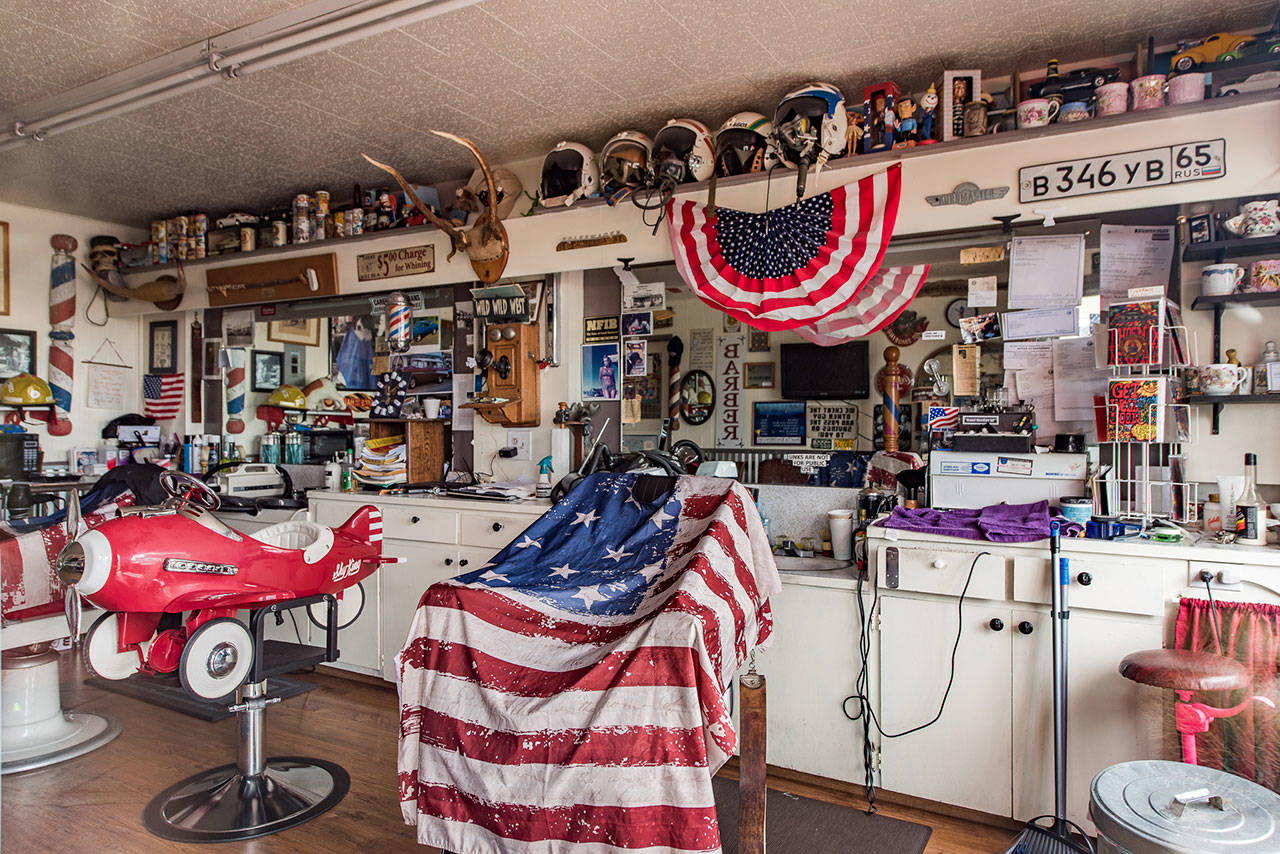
[712, 776, 933, 854]
[84, 674, 314, 722]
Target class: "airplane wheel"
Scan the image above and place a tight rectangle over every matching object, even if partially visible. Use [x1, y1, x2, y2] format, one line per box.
[84, 612, 144, 681]
[307, 582, 365, 631]
[180, 618, 253, 700]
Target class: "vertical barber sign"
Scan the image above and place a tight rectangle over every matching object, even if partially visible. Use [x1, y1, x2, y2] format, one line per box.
[716, 334, 744, 448]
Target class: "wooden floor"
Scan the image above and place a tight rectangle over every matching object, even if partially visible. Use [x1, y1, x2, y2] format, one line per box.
[3, 657, 1015, 853]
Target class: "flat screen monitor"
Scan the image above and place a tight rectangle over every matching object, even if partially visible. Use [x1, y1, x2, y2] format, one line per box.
[779, 340, 870, 399]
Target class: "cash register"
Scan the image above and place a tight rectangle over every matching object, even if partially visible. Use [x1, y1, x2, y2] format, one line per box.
[0, 432, 41, 479]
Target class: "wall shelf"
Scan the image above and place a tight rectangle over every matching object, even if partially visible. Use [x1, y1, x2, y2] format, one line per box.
[1187, 393, 1279, 405]
[1184, 235, 1280, 264]
[1189, 291, 1280, 311]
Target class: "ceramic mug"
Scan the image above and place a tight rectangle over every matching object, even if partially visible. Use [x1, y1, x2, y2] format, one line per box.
[1168, 72, 1206, 104]
[1200, 363, 1249, 396]
[1223, 200, 1280, 238]
[1017, 97, 1059, 128]
[422, 397, 442, 418]
[1059, 100, 1091, 122]
[1251, 259, 1280, 292]
[962, 100, 989, 137]
[1095, 81, 1129, 115]
[1130, 74, 1167, 110]
[1202, 263, 1246, 295]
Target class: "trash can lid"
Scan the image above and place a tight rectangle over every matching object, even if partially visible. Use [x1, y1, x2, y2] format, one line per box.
[1091, 760, 1280, 853]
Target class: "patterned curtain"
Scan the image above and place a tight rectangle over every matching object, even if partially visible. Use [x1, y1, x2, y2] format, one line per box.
[1175, 597, 1280, 790]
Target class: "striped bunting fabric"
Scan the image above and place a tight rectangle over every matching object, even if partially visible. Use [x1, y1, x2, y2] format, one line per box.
[665, 163, 902, 331]
[791, 265, 931, 346]
[396, 473, 780, 853]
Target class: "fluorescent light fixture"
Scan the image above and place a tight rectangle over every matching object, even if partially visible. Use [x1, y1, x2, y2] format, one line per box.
[1, 0, 479, 153]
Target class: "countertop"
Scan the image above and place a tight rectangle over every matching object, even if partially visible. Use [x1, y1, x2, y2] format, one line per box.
[307, 489, 552, 515]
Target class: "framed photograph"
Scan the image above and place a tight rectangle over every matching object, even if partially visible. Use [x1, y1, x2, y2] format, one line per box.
[722, 314, 742, 333]
[679, 370, 715, 425]
[0, 327, 36, 378]
[959, 312, 1001, 343]
[744, 361, 775, 389]
[283, 344, 306, 386]
[942, 70, 981, 142]
[1187, 213, 1214, 245]
[330, 313, 382, 390]
[0, 222, 9, 316]
[621, 311, 652, 337]
[222, 309, 253, 347]
[624, 339, 647, 377]
[252, 350, 283, 392]
[202, 339, 223, 379]
[581, 343, 620, 399]
[267, 317, 321, 347]
[748, 329, 770, 352]
[148, 319, 178, 374]
[752, 400, 807, 445]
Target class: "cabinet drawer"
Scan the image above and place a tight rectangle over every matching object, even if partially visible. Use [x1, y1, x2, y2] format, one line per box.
[311, 499, 458, 544]
[1011, 555, 1166, 616]
[459, 512, 534, 550]
[878, 545, 1006, 600]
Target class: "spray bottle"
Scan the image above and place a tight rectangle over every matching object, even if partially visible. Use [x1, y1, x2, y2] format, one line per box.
[536, 455, 554, 499]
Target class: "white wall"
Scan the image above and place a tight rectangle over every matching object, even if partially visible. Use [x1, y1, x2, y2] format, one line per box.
[0, 200, 146, 462]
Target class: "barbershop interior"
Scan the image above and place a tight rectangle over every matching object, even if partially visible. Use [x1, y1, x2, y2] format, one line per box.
[3, 2, 1280, 852]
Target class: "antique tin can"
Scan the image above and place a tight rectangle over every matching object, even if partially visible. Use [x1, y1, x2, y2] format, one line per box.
[349, 208, 363, 236]
[174, 214, 190, 260]
[313, 212, 326, 241]
[239, 226, 256, 252]
[190, 213, 208, 258]
[270, 220, 287, 246]
[292, 194, 312, 244]
[151, 219, 167, 264]
[333, 210, 344, 237]
[314, 190, 330, 216]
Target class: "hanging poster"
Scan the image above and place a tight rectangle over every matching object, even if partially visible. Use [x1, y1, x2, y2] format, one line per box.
[715, 335, 745, 448]
[622, 281, 665, 311]
[584, 315, 620, 344]
[581, 343, 620, 399]
[807, 403, 859, 451]
[753, 401, 807, 446]
[690, 328, 714, 372]
[86, 363, 128, 410]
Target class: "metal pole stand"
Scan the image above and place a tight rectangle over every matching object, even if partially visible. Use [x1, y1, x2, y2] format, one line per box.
[142, 596, 350, 842]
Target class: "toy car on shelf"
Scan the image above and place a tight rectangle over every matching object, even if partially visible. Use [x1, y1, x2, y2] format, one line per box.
[56, 471, 400, 700]
[1029, 66, 1120, 102]
[1171, 32, 1256, 71]
[1219, 70, 1280, 95]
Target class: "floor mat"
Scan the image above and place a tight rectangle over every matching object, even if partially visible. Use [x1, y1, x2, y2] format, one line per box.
[712, 776, 933, 854]
[84, 674, 314, 722]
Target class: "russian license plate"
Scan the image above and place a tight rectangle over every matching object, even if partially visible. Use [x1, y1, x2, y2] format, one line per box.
[1019, 139, 1225, 203]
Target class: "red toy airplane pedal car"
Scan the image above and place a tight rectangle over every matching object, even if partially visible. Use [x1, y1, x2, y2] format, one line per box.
[56, 471, 400, 700]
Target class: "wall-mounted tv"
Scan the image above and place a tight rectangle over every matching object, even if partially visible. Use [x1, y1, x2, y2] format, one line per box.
[779, 340, 870, 400]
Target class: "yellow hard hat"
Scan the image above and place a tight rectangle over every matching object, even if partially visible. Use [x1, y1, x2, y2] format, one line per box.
[268, 385, 306, 409]
[1, 373, 53, 406]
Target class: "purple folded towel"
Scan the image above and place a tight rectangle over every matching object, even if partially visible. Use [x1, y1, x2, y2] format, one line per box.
[879, 500, 1082, 542]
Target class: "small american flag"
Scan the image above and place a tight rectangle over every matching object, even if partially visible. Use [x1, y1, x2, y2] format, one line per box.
[397, 473, 780, 853]
[143, 373, 183, 420]
[928, 405, 959, 429]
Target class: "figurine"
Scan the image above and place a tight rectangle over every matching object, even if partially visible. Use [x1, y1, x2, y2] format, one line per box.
[895, 95, 918, 142]
[845, 107, 866, 156]
[881, 93, 897, 149]
[919, 84, 939, 143]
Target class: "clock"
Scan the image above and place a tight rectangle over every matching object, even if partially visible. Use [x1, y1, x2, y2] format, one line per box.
[945, 298, 968, 329]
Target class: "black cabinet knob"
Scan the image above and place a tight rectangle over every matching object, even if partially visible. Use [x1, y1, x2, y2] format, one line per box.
[411, 515, 421, 524]
[1076, 571, 1092, 586]
[989, 618, 1005, 632]
[492, 522, 503, 532]
[443, 558, 453, 566]
[459, 559, 469, 567]
[1018, 621, 1034, 635]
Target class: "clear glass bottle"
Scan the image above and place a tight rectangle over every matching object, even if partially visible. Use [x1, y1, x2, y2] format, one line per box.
[1235, 453, 1267, 546]
[1255, 340, 1278, 393]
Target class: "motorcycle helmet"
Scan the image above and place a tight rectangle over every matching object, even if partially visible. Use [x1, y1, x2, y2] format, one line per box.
[1, 373, 53, 406]
[773, 82, 849, 168]
[714, 112, 782, 176]
[267, 385, 306, 409]
[651, 118, 715, 185]
[599, 130, 653, 203]
[539, 141, 599, 207]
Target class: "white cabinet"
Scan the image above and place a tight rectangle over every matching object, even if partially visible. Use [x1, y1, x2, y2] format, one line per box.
[379, 541, 470, 682]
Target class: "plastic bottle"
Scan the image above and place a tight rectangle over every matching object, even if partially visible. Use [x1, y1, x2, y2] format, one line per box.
[536, 456, 553, 499]
[325, 453, 342, 491]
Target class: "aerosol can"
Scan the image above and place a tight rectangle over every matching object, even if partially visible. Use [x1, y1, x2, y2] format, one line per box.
[536, 455, 554, 499]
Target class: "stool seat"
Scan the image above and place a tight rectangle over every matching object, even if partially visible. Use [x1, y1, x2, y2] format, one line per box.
[1119, 649, 1250, 693]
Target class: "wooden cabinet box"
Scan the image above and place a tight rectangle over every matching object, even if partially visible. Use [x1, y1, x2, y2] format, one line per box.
[369, 419, 448, 483]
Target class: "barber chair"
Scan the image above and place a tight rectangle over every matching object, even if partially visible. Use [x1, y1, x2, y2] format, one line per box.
[1119, 649, 1275, 765]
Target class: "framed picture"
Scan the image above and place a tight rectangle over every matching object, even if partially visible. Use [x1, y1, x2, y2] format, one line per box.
[942, 70, 981, 142]
[1187, 213, 1215, 245]
[267, 317, 321, 347]
[203, 338, 223, 379]
[722, 314, 742, 333]
[148, 319, 178, 374]
[621, 311, 652, 336]
[753, 401, 807, 445]
[330, 313, 382, 390]
[744, 361, 775, 389]
[283, 344, 306, 386]
[679, 370, 715, 425]
[0, 222, 9, 316]
[252, 350, 283, 392]
[748, 329, 770, 352]
[581, 343, 621, 399]
[0, 327, 36, 378]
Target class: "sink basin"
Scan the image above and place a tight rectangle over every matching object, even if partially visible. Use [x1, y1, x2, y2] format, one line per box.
[773, 555, 853, 572]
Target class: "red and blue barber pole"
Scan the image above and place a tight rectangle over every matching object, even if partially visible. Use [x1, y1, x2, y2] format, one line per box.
[387, 291, 411, 354]
[47, 234, 77, 436]
[225, 348, 247, 434]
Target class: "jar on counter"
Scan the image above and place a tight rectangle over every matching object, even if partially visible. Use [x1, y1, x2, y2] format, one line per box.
[283, 432, 304, 465]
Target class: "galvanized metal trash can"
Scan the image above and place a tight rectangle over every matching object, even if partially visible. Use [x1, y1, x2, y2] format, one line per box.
[1090, 760, 1280, 853]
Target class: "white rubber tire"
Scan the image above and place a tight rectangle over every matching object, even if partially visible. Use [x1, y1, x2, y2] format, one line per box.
[84, 613, 144, 681]
[179, 618, 253, 700]
[307, 582, 365, 631]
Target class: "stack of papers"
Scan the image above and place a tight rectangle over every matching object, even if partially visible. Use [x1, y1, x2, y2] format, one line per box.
[353, 434, 407, 486]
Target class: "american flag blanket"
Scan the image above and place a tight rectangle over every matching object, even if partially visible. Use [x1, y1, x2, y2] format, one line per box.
[397, 474, 780, 853]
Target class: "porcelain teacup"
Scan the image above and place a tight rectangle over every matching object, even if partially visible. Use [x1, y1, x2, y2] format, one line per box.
[1095, 82, 1128, 115]
[1223, 200, 1280, 238]
[1202, 263, 1245, 296]
[1200, 363, 1249, 396]
[1168, 72, 1206, 104]
[1059, 101, 1091, 122]
[1017, 98, 1058, 128]
[1130, 74, 1166, 110]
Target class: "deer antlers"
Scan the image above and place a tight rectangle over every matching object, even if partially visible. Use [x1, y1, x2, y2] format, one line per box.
[362, 130, 510, 283]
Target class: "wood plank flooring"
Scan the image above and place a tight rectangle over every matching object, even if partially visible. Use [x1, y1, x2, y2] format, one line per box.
[2, 657, 1016, 853]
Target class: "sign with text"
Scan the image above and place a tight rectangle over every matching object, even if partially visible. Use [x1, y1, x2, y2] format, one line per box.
[806, 403, 859, 451]
[753, 401, 807, 446]
[584, 315, 620, 344]
[716, 335, 745, 448]
[1018, 139, 1224, 203]
[356, 244, 435, 281]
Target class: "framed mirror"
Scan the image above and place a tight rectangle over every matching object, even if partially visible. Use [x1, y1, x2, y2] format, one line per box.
[679, 369, 715, 425]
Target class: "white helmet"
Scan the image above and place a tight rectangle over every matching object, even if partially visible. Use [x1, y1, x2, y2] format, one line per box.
[540, 141, 599, 207]
[600, 130, 653, 201]
[714, 112, 784, 176]
[651, 118, 715, 185]
[773, 82, 849, 168]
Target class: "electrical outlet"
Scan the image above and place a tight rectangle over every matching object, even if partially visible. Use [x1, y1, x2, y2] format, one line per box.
[506, 430, 532, 461]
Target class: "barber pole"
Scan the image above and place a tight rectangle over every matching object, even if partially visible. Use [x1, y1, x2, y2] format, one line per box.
[881, 345, 900, 452]
[47, 234, 76, 436]
[386, 290, 411, 353]
[667, 336, 683, 430]
[225, 347, 247, 434]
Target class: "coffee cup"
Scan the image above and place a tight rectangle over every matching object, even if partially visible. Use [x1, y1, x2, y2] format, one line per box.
[1199, 363, 1249, 396]
[1095, 82, 1129, 115]
[1251, 259, 1280, 292]
[1130, 74, 1166, 110]
[962, 100, 989, 137]
[1168, 72, 1206, 104]
[1017, 97, 1058, 129]
[422, 397, 442, 418]
[1059, 100, 1091, 122]
[1202, 263, 1245, 296]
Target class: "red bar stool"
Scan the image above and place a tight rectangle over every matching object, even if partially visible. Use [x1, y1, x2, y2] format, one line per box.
[1119, 649, 1275, 765]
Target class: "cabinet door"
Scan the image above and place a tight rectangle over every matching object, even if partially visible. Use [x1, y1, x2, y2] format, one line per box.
[323, 573, 381, 676]
[1012, 608, 1162, 830]
[878, 595, 1013, 817]
[750, 584, 866, 783]
[379, 541, 466, 682]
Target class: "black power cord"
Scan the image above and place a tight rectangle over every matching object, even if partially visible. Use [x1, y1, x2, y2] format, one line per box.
[1199, 569, 1226, 654]
[842, 550, 990, 814]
